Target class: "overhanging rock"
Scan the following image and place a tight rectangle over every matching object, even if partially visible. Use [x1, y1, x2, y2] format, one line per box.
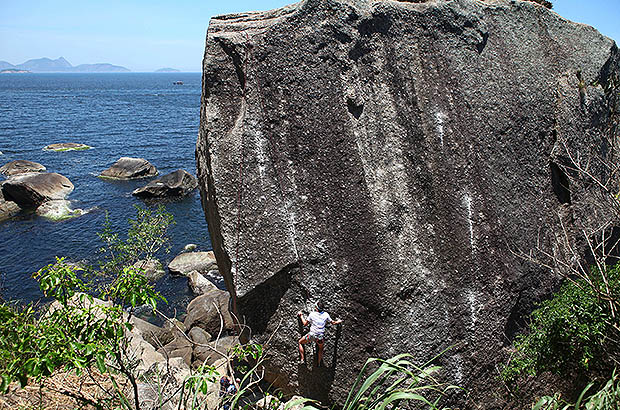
[196, 0, 619, 404]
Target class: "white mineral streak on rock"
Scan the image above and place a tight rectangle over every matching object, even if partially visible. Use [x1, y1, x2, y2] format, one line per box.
[463, 192, 474, 250]
[467, 289, 482, 330]
[435, 110, 447, 148]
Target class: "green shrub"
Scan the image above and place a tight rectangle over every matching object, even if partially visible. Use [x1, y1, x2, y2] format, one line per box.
[502, 264, 620, 383]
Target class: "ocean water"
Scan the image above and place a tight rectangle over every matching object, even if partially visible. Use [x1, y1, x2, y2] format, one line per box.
[0, 72, 210, 317]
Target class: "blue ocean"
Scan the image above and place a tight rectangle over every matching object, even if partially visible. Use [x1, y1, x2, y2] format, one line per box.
[0, 73, 209, 316]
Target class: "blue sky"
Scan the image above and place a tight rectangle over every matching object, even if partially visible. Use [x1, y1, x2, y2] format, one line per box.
[0, 0, 618, 72]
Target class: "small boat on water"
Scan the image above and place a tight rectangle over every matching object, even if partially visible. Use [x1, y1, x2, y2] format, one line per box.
[173, 81, 183, 85]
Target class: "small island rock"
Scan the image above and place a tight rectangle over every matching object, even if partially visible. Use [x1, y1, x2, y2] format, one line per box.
[168, 251, 217, 276]
[0, 160, 46, 176]
[132, 169, 197, 198]
[100, 157, 158, 179]
[1, 172, 74, 208]
[43, 143, 91, 152]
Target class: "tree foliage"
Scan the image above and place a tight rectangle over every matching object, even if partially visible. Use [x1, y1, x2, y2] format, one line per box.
[502, 263, 620, 383]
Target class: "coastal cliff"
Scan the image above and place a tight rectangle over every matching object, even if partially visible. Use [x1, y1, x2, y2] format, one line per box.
[196, 0, 619, 404]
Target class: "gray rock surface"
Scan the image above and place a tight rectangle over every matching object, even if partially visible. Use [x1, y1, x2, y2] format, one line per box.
[1, 172, 73, 208]
[189, 326, 212, 345]
[193, 335, 239, 365]
[184, 289, 234, 335]
[189, 270, 219, 295]
[0, 189, 20, 221]
[100, 157, 157, 179]
[168, 251, 218, 276]
[196, 0, 620, 405]
[132, 169, 198, 198]
[0, 160, 46, 176]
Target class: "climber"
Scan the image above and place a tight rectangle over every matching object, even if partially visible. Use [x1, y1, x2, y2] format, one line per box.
[297, 300, 342, 366]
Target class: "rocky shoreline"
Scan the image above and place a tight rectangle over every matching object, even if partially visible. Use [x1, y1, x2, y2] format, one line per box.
[0, 155, 198, 221]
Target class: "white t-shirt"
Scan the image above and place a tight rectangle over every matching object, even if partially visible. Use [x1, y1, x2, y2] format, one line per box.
[308, 311, 333, 337]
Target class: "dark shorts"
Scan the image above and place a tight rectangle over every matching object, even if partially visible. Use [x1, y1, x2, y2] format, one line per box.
[303, 333, 324, 343]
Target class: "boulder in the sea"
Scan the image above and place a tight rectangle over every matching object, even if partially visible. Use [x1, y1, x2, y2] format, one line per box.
[99, 157, 158, 179]
[43, 143, 91, 152]
[0, 160, 46, 176]
[133, 259, 165, 282]
[2, 172, 73, 208]
[132, 169, 198, 198]
[184, 243, 198, 252]
[184, 288, 233, 335]
[168, 251, 217, 276]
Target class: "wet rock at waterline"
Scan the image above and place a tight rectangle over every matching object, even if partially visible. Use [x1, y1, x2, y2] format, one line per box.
[0, 189, 20, 221]
[132, 169, 197, 198]
[0, 160, 46, 176]
[196, 0, 620, 404]
[134, 259, 166, 282]
[43, 142, 91, 152]
[168, 251, 217, 276]
[36, 200, 84, 221]
[99, 157, 157, 179]
[1, 172, 73, 208]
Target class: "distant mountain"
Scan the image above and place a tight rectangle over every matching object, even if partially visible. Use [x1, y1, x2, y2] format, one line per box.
[155, 68, 181, 73]
[0, 57, 130, 72]
[0, 61, 16, 70]
[18, 57, 72, 71]
[73, 63, 130, 72]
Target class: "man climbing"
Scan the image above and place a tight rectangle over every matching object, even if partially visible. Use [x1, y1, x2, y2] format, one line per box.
[297, 300, 342, 366]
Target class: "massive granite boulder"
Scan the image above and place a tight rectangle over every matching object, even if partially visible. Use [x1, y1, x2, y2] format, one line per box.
[196, 0, 619, 404]
[1, 172, 74, 208]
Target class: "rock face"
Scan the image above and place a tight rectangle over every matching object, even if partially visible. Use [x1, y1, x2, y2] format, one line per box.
[196, 0, 620, 404]
[2, 172, 74, 208]
[132, 169, 198, 198]
[0, 160, 46, 176]
[100, 157, 158, 179]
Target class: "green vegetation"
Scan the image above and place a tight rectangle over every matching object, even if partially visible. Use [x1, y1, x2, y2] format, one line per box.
[0, 206, 173, 409]
[97, 205, 174, 281]
[287, 353, 458, 410]
[502, 262, 620, 408]
[533, 370, 620, 409]
[502, 265, 619, 381]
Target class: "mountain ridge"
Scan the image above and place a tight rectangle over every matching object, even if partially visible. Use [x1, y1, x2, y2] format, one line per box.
[0, 57, 130, 72]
